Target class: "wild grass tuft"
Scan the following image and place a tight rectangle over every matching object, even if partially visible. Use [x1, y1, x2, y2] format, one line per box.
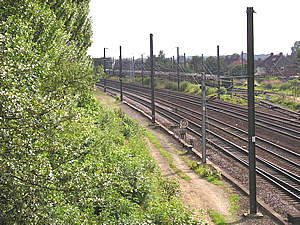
[145, 131, 191, 181]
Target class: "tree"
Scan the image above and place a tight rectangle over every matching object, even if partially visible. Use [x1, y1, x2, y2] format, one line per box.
[291, 41, 300, 74]
[0, 1, 96, 223]
[158, 50, 166, 59]
[204, 56, 228, 75]
[229, 63, 247, 76]
[190, 56, 203, 72]
[1, 2, 202, 224]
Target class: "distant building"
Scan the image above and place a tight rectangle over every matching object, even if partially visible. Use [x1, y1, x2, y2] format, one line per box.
[229, 58, 246, 67]
[255, 53, 292, 77]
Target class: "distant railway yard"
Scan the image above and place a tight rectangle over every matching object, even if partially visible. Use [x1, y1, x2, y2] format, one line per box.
[97, 78, 300, 223]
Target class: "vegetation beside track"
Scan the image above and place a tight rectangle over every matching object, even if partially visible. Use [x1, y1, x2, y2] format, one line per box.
[118, 75, 300, 110]
[176, 151, 222, 186]
[145, 131, 192, 182]
[208, 193, 240, 225]
[0, 1, 203, 224]
[235, 77, 300, 110]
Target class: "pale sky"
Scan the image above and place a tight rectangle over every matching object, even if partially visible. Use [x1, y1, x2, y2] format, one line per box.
[87, 0, 300, 59]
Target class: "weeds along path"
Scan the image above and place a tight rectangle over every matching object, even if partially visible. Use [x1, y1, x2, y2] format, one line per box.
[144, 130, 231, 224]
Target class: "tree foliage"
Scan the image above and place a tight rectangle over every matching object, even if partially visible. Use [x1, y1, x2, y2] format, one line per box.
[229, 63, 247, 76]
[0, 1, 203, 224]
[0, 0, 95, 222]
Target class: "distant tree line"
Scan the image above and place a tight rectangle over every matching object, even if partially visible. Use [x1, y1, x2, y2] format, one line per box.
[96, 42, 300, 77]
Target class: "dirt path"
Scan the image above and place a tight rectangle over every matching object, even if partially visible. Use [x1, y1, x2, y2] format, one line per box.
[147, 128, 232, 213]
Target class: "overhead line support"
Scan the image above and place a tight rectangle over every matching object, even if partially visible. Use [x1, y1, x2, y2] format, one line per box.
[247, 6, 257, 216]
[150, 34, 155, 124]
[119, 46, 123, 101]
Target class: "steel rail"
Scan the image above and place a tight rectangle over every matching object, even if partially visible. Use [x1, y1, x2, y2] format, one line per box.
[110, 85, 300, 202]
[96, 82, 300, 202]
[151, 90, 300, 140]
[124, 81, 300, 126]
[104, 79, 300, 128]
[102, 79, 300, 157]
[152, 95, 300, 170]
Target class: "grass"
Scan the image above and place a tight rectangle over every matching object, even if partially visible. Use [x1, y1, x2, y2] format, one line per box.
[145, 131, 191, 181]
[95, 88, 106, 97]
[173, 149, 241, 223]
[95, 89, 114, 106]
[208, 209, 228, 225]
[176, 150, 222, 186]
[96, 86, 191, 182]
[229, 194, 240, 218]
[208, 194, 240, 225]
[97, 83, 243, 224]
[235, 77, 300, 110]
[220, 94, 247, 106]
[114, 94, 121, 103]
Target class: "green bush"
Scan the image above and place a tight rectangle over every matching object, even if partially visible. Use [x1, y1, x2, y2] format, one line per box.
[270, 96, 300, 111]
[262, 82, 273, 89]
[221, 95, 247, 106]
[135, 77, 142, 83]
[180, 81, 189, 91]
[220, 86, 227, 95]
[0, 1, 204, 224]
[144, 77, 151, 86]
[279, 82, 291, 91]
[185, 84, 201, 95]
[165, 80, 178, 90]
[207, 87, 218, 95]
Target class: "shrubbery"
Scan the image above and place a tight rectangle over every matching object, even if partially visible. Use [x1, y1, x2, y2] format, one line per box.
[0, 1, 204, 223]
[164, 80, 178, 90]
[179, 81, 190, 92]
[144, 76, 151, 86]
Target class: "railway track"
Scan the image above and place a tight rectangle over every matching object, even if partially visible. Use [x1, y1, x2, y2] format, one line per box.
[96, 80, 300, 218]
[102, 80, 300, 147]
[259, 100, 300, 120]
[109, 70, 300, 120]
[231, 88, 300, 120]
[153, 90, 300, 141]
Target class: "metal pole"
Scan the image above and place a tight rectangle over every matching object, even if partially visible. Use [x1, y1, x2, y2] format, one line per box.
[201, 54, 204, 72]
[217, 45, 220, 99]
[169, 57, 172, 85]
[103, 48, 106, 92]
[184, 53, 186, 69]
[112, 57, 115, 76]
[150, 34, 155, 124]
[241, 51, 244, 76]
[231, 78, 233, 98]
[119, 46, 123, 102]
[172, 56, 175, 72]
[202, 73, 206, 163]
[247, 7, 257, 215]
[184, 53, 186, 80]
[132, 56, 135, 82]
[141, 54, 144, 86]
[130, 57, 132, 81]
[177, 47, 180, 91]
